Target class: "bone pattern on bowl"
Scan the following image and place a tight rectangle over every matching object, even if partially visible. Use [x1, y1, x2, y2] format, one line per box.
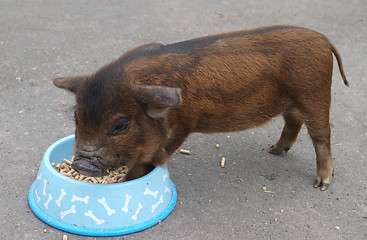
[34, 167, 172, 226]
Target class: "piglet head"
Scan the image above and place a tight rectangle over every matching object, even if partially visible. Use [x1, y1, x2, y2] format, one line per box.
[53, 73, 181, 180]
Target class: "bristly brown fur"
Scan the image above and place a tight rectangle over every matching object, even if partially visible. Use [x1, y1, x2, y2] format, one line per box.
[53, 25, 348, 190]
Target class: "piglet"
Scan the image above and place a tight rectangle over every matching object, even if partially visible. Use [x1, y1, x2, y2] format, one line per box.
[53, 25, 348, 190]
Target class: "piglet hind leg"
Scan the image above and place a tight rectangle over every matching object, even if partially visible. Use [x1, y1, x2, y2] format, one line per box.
[269, 108, 303, 155]
[305, 115, 334, 191]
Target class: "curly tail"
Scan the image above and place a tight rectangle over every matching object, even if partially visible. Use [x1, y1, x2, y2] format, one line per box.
[329, 40, 349, 86]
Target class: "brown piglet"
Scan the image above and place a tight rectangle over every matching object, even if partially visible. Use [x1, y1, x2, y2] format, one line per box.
[53, 25, 348, 191]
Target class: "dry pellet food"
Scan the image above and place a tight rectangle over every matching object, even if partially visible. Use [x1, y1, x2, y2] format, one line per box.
[179, 149, 191, 155]
[220, 157, 226, 168]
[52, 156, 127, 184]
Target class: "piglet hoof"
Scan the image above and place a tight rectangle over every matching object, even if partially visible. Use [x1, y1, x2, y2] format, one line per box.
[320, 183, 329, 191]
[268, 145, 282, 155]
[313, 179, 321, 188]
[313, 179, 329, 191]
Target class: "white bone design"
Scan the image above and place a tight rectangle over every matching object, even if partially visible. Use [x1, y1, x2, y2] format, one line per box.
[60, 205, 76, 219]
[98, 198, 116, 216]
[71, 194, 89, 204]
[44, 193, 53, 210]
[35, 188, 41, 203]
[165, 185, 170, 194]
[55, 189, 66, 207]
[37, 172, 42, 181]
[121, 194, 132, 213]
[84, 210, 105, 225]
[144, 187, 158, 198]
[131, 203, 143, 221]
[152, 195, 164, 213]
[162, 172, 168, 182]
[42, 179, 47, 196]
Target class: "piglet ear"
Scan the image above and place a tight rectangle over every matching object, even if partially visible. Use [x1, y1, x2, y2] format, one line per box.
[52, 76, 86, 94]
[133, 85, 182, 119]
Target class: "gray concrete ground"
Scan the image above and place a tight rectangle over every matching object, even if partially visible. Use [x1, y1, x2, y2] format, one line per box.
[1, 0, 366, 239]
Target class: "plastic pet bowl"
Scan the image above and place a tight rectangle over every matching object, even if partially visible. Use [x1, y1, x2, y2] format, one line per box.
[28, 135, 177, 237]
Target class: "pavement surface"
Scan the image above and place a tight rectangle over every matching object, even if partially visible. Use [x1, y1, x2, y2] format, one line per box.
[1, 0, 366, 239]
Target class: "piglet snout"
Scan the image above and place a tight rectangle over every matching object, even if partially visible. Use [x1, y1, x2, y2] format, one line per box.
[71, 157, 104, 177]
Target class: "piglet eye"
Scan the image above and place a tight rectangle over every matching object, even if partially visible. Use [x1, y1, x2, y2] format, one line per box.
[110, 117, 130, 135]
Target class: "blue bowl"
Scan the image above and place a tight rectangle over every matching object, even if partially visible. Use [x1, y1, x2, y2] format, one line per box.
[28, 135, 177, 237]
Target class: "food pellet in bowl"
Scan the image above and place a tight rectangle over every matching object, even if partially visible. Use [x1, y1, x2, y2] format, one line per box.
[52, 157, 127, 184]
